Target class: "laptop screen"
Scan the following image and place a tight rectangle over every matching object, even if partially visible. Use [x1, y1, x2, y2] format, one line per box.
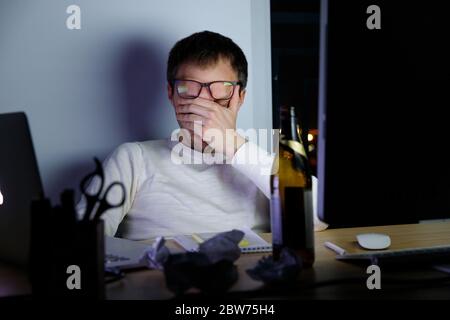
[0, 112, 44, 266]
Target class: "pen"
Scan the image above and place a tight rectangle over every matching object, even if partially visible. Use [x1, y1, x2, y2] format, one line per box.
[239, 239, 250, 247]
[191, 233, 204, 244]
[324, 241, 346, 255]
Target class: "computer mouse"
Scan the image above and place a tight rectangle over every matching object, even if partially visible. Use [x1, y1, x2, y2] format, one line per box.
[356, 233, 391, 250]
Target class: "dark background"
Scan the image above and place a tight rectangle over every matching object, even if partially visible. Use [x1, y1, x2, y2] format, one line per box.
[271, 0, 320, 175]
[271, 0, 450, 227]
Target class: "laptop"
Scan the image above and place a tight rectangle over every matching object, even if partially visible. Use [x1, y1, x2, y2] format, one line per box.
[0, 112, 43, 266]
[0, 111, 151, 269]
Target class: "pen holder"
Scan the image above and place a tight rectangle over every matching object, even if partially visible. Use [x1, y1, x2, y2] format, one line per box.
[30, 198, 105, 299]
[68, 220, 105, 300]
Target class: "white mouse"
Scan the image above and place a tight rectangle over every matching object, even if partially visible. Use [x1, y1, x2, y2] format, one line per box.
[356, 233, 391, 250]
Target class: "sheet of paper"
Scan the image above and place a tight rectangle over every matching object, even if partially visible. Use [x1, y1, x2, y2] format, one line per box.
[174, 228, 272, 253]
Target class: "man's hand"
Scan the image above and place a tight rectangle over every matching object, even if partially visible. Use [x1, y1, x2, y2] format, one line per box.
[176, 87, 246, 159]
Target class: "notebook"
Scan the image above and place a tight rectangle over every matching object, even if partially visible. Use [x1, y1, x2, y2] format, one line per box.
[174, 228, 272, 254]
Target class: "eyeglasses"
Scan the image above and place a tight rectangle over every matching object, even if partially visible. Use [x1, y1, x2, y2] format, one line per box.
[172, 79, 242, 100]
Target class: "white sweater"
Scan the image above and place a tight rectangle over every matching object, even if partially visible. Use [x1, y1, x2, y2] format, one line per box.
[76, 139, 328, 240]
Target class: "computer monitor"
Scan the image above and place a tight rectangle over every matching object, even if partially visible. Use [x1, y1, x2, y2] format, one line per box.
[317, 0, 450, 228]
[0, 112, 44, 266]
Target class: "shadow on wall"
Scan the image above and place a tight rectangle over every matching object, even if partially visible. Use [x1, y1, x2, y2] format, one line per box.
[48, 39, 172, 204]
[47, 159, 98, 206]
[119, 38, 172, 142]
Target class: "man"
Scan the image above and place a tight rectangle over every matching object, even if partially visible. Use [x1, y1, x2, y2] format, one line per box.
[78, 31, 327, 239]
[77, 31, 275, 239]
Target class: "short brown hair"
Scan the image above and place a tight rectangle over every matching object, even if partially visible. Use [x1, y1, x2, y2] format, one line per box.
[167, 31, 248, 88]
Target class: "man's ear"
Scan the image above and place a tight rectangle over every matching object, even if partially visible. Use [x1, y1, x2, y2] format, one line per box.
[237, 89, 246, 110]
[167, 82, 174, 101]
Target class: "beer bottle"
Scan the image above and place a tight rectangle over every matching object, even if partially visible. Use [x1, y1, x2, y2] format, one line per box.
[270, 106, 315, 267]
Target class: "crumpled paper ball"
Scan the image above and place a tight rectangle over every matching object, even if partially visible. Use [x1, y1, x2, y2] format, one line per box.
[142, 230, 245, 295]
[246, 248, 302, 284]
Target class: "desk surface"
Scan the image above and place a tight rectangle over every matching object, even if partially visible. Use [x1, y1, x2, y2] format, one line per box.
[2, 222, 450, 299]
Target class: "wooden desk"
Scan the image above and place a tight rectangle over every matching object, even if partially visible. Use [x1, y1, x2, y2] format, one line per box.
[107, 222, 450, 299]
[2, 222, 450, 299]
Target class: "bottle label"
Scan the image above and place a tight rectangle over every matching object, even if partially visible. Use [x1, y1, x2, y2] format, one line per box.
[284, 139, 307, 158]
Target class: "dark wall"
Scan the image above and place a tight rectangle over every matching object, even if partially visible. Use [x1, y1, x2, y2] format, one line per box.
[271, 0, 320, 175]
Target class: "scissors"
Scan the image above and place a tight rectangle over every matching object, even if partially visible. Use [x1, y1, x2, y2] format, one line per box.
[80, 157, 126, 222]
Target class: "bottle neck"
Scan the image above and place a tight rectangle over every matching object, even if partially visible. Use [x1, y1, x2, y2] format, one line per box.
[289, 108, 301, 142]
[279, 106, 312, 181]
[280, 107, 302, 142]
[280, 107, 305, 150]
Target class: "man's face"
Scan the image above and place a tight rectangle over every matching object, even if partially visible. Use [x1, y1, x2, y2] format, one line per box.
[167, 57, 246, 132]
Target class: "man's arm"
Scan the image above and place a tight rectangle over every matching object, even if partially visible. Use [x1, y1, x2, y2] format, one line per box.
[231, 140, 272, 198]
[76, 143, 144, 236]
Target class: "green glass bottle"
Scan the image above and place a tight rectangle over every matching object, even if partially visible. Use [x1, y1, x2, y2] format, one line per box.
[271, 106, 315, 267]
